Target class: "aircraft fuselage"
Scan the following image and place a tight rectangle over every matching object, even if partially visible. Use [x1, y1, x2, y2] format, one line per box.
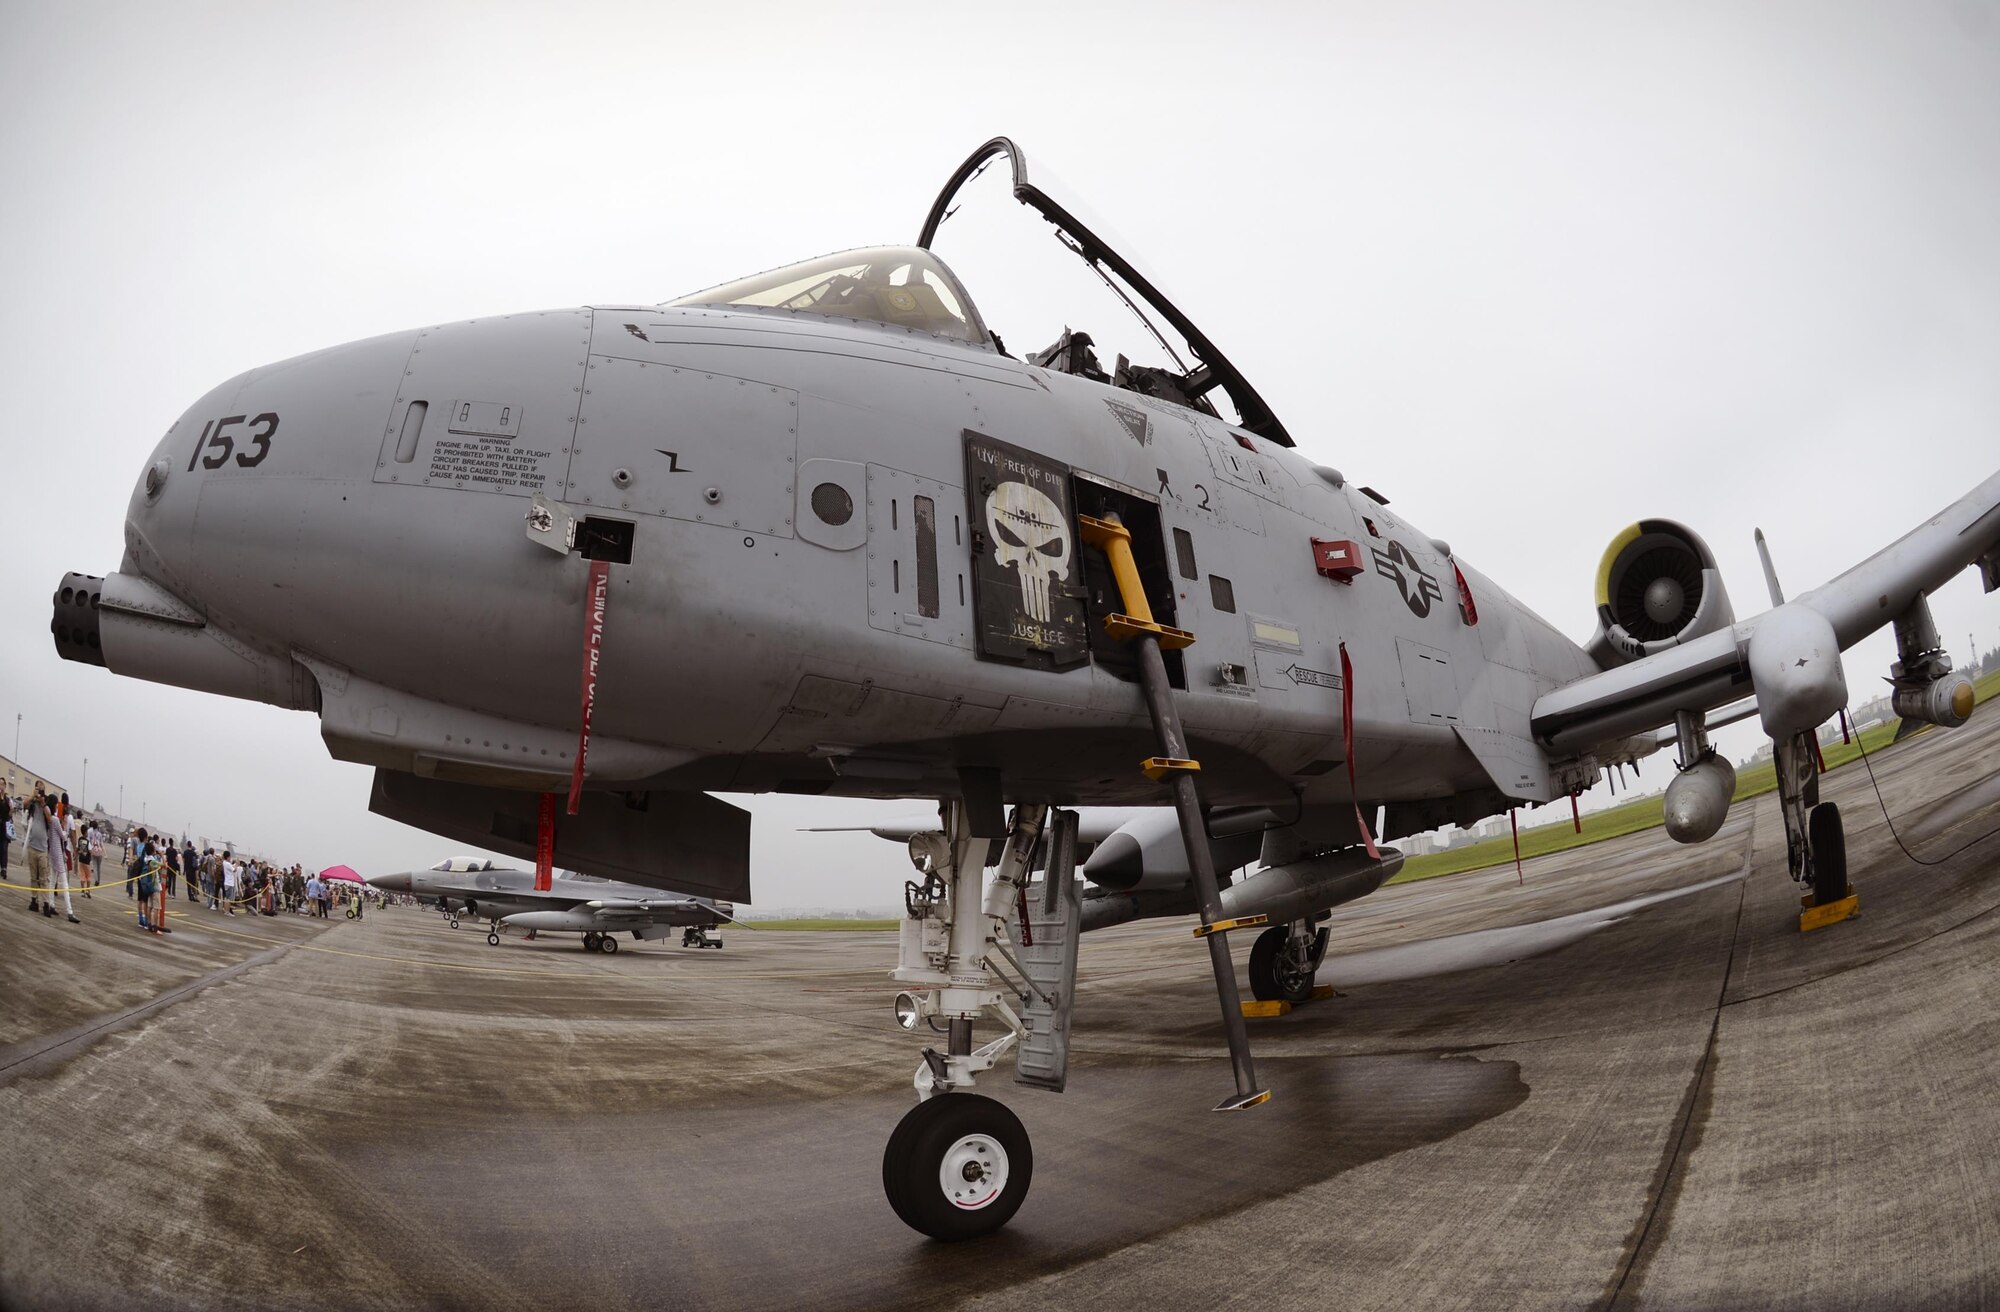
[107, 300, 1599, 829]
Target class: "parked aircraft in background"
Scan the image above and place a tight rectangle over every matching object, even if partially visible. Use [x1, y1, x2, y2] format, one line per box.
[368, 858, 731, 951]
[55, 135, 1998, 1238]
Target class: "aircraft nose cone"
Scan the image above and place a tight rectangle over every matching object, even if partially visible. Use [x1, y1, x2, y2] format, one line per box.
[366, 872, 411, 892]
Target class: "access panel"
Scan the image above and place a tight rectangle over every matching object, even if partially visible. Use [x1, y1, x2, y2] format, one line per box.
[963, 430, 1090, 670]
[569, 348, 798, 538]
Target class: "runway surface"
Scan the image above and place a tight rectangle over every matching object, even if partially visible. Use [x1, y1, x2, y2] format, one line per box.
[2, 708, 1997, 1311]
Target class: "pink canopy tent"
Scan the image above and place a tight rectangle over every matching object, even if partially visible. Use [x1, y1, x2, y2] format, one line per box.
[319, 865, 364, 884]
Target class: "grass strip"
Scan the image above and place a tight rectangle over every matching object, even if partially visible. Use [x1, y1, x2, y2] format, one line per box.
[1385, 666, 1999, 887]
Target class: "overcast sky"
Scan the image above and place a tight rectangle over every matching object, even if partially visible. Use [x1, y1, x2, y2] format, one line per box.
[3, 1, 1997, 906]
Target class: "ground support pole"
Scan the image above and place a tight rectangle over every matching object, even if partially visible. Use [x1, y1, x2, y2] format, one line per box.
[1080, 513, 1267, 1112]
[1134, 639, 1267, 1109]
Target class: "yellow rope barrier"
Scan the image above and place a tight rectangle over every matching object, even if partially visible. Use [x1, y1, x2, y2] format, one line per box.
[4, 854, 294, 907]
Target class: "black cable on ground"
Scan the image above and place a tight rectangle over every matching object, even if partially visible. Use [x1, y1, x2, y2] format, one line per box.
[1849, 707, 2000, 867]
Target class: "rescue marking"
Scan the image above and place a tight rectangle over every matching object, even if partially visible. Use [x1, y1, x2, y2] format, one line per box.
[1284, 664, 1343, 690]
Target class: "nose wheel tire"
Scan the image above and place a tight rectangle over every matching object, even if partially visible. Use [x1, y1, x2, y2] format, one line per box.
[486, 931, 500, 946]
[448, 918, 459, 929]
[882, 1093, 1032, 1241]
[1248, 924, 1325, 1003]
[1809, 802, 1848, 906]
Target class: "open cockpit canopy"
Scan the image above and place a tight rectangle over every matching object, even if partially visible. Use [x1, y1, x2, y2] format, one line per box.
[918, 136, 1292, 446]
[430, 856, 497, 872]
[670, 139, 1291, 445]
[671, 246, 990, 347]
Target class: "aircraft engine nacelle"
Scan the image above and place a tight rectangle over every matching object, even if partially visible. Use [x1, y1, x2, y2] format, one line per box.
[1892, 672, 1976, 729]
[1662, 754, 1737, 845]
[1586, 520, 1736, 667]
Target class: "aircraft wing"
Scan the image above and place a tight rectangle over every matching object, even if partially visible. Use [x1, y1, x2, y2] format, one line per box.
[1534, 468, 2000, 754]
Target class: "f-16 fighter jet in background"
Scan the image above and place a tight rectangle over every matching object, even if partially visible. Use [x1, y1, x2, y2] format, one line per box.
[368, 858, 732, 951]
[54, 136, 2000, 1239]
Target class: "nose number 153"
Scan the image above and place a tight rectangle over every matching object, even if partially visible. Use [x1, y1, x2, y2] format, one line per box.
[186, 412, 279, 472]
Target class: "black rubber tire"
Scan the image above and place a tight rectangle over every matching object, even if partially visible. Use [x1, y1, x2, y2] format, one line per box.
[487, 932, 500, 946]
[1248, 926, 1315, 1003]
[600, 935, 618, 954]
[1809, 802, 1848, 907]
[882, 1094, 1032, 1241]
[582, 933, 598, 952]
[448, 919, 459, 929]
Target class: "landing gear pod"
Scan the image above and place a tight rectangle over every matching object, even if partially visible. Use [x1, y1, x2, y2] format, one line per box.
[1663, 754, 1737, 845]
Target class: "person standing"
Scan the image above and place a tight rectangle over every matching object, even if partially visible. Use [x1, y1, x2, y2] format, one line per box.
[132, 827, 158, 933]
[183, 838, 199, 901]
[54, 795, 76, 896]
[23, 787, 79, 922]
[72, 815, 93, 896]
[221, 851, 240, 915]
[160, 838, 179, 901]
[22, 789, 48, 912]
[1, 795, 13, 877]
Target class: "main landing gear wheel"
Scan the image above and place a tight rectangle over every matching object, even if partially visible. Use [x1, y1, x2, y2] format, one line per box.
[1809, 802, 1848, 906]
[1248, 924, 1326, 1003]
[583, 932, 601, 952]
[486, 931, 500, 946]
[600, 934, 618, 954]
[882, 1094, 1032, 1241]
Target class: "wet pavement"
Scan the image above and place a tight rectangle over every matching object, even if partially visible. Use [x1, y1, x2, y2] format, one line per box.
[2, 706, 1996, 1311]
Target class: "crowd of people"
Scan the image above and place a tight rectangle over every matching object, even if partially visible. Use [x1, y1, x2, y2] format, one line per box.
[2, 783, 388, 935]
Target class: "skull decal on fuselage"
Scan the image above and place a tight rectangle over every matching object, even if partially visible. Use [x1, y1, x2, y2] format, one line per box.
[985, 481, 1069, 624]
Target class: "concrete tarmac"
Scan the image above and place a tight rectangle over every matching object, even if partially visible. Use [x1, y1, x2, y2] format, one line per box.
[2, 708, 1997, 1311]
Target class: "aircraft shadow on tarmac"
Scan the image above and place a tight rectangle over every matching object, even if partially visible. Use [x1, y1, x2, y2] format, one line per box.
[346, 1052, 1524, 1310]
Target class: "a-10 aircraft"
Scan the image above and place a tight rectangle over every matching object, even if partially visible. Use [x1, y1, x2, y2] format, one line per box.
[367, 857, 732, 951]
[52, 136, 1998, 1240]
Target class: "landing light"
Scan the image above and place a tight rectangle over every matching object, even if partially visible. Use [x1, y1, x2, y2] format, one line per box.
[894, 992, 923, 1031]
